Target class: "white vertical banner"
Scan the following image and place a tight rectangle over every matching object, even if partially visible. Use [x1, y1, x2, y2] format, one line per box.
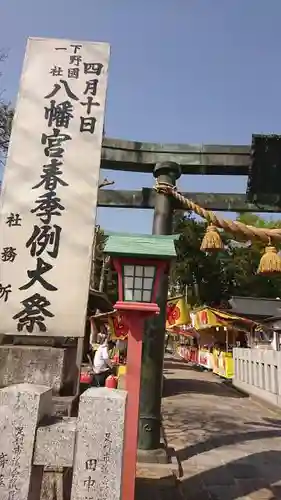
[0, 37, 110, 337]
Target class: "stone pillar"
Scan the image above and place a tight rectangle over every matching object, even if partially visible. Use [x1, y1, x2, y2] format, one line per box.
[71, 387, 127, 500]
[0, 383, 52, 500]
[138, 161, 181, 455]
[34, 417, 77, 500]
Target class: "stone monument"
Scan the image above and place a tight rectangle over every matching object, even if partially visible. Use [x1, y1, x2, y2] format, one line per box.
[71, 387, 127, 500]
[0, 384, 52, 500]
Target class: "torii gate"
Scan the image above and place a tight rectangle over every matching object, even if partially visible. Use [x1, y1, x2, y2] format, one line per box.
[99, 137, 275, 460]
[99, 138, 275, 213]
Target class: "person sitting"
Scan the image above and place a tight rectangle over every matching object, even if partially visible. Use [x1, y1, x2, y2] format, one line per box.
[93, 338, 116, 387]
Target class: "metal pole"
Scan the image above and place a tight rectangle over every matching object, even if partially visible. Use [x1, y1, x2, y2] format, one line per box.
[138, 161, 181, 453]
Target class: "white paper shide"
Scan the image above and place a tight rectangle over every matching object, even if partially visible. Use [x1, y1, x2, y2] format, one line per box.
[0, 37, 110, 337]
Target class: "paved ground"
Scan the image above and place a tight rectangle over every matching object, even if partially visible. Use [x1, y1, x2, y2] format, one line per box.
[136, 355, 281, 500]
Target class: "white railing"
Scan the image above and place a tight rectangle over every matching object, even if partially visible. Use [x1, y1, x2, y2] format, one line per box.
[233, 347, 281, 406]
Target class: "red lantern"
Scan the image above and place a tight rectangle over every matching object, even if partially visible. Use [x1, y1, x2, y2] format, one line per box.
[200, 310, 208, 325]
[113, 314, 129, 338]
[166, 303, 180, 325]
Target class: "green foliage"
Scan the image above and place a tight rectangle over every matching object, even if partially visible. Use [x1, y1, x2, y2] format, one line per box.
[236, 212, 281, 230]
[171, 212, 281, 306]
[92, 227, 118, 304]
[0, 51, 13, 162]
[0, 102, 13, 158]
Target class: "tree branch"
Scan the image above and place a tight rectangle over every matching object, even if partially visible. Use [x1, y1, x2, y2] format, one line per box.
[98, 178, 115, 189]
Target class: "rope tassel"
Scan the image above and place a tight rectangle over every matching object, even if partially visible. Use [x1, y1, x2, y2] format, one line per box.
[200, 225, 224, 252]
[154, 181, 281, 275]
[154, 182, 281, 243]
[257, 245, 281, 275]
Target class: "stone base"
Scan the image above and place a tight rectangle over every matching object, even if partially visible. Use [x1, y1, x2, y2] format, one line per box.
[137, 444, 168, 464]
[40, 467, 72, 500]
[0, 345, 77, 395]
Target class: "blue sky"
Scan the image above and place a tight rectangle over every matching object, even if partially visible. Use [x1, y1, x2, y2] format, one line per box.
[1, 0, 281, 233]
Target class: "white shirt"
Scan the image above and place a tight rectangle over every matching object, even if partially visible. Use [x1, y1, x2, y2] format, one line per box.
[94, 344, 110, 374]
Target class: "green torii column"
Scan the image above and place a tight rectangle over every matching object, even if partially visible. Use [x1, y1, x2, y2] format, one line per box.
[138, 161, 181, 458]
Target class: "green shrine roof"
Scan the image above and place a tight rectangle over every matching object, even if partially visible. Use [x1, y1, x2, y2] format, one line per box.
[104, 233, 179, 259]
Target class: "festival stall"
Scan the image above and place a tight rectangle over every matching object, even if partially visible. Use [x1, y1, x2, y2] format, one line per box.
[108, 312, 129, 379]
[165, 295, 194, 361]
[197, 343, 214, 371]
[82, 312, 128, 390]
[167, 324, 199, 362]
[191, 307, 256, 379]
[88, 295, 257, 383]
[100, 295, 192, 381]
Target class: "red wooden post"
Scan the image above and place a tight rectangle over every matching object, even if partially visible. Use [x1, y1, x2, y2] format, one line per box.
[103, 233, 178, 499]
[121, 310, 144, 500]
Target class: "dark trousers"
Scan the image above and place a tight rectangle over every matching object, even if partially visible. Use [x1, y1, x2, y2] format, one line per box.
[94, 369, 111, 387]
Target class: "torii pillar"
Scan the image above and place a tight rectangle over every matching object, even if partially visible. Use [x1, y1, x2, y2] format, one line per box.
[138, 161, 181, 459]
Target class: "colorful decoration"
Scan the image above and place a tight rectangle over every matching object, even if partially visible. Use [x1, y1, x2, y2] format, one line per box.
[200, 225, 224, 252]
[108, 313, 130, 340]
[166, 303, 180, 325]
[192, 306, 256, 331]
[257, 245, 281, 275]
[165, 296, 190, 328]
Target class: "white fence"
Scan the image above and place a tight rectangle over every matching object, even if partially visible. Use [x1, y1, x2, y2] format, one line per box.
[233, 347, 281, 407]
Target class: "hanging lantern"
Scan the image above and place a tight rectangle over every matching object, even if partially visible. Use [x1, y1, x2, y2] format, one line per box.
[200, 225, 224, 252]
[257, 245, 281, 275]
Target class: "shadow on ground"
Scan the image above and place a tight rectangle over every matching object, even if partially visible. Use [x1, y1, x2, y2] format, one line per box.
[177, 426, 281, 463]
[245, 418, 281, 429]
[135, 474, 182, 500]
[164, 360, 193, 371]
[135, 450, 281, 499]
[163, 377, 246, 398]
[179, 449, 281, 499]
[162, 356, 281, 470]
[162, 400, 281, 464]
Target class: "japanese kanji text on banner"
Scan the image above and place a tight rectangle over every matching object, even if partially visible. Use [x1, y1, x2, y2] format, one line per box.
[0, 37, 110, 336]
[166, 296, 190, 328]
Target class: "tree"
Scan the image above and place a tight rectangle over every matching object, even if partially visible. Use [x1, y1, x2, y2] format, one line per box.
[0, 102, 12, 158]
[171, 212, 230, 306]
[0, 51, 13, 162]
[228, 212, 281, 297]
[171, 212, 281, 306]
[236, 212, 281, 231]
[90, 226, 117, 304]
